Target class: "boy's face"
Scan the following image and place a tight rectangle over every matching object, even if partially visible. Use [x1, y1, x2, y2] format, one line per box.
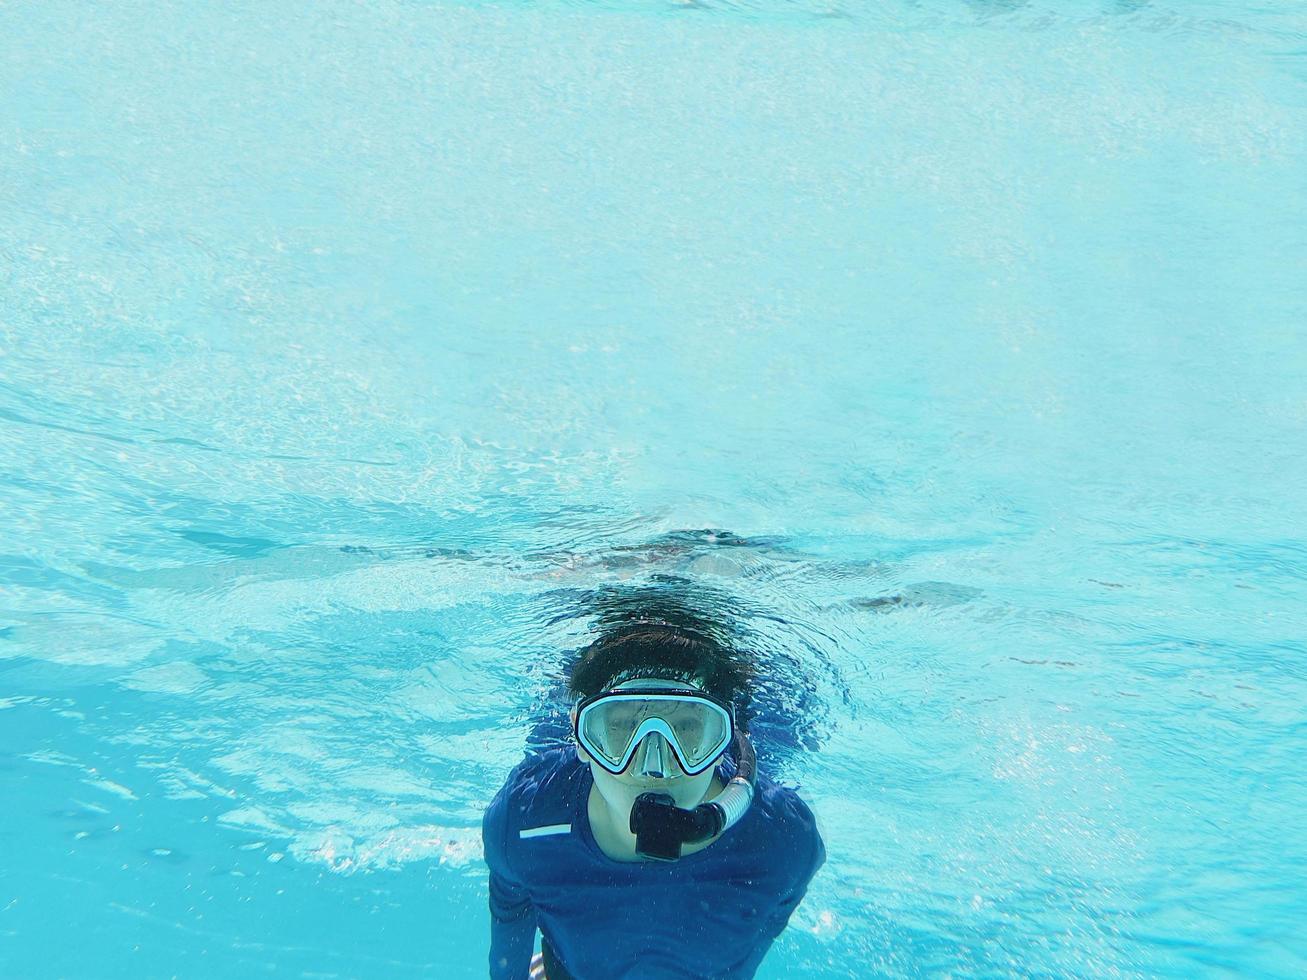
[573, 678, 723, 814]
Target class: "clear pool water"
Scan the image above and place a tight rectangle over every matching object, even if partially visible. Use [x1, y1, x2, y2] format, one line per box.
[2, 1, 1306, 976]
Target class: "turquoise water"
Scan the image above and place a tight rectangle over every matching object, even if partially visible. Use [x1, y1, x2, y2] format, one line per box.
[3, 0, 1306, 976]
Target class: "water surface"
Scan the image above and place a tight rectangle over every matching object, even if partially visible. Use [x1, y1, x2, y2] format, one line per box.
[2, 0, 1306, 976]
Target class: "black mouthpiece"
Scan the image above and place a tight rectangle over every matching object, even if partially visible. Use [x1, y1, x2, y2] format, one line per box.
[630, 792, 725, 861]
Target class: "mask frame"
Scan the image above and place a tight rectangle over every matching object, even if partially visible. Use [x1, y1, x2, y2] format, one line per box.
[574, 687, 735, 777]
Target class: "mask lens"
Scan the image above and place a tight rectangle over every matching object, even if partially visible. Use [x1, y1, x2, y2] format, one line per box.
[660, 699, 729, 769]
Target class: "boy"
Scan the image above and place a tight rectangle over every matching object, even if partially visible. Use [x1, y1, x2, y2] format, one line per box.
[482, 622, 825, 979]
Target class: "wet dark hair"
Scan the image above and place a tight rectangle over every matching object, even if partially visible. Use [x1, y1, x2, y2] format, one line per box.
[567, 622, 753, 709]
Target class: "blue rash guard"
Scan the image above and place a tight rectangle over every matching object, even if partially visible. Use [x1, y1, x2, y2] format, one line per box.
[482, 746, 825, 979]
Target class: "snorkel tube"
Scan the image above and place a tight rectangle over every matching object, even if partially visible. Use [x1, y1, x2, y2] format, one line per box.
[630, 728, 757, 861]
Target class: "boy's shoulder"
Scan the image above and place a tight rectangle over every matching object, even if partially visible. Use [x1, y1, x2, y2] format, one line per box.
[744, 774, 825, 884]
[751, 774, 820, 841]
[486, 745, 587, 835]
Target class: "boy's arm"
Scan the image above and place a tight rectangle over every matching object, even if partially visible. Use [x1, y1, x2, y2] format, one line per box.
[488, 872, 537, 979]
[483, 789, 538, 980]
[739, 810, 827, 975]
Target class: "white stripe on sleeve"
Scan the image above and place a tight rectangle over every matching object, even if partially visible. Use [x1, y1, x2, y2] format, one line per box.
[519, 823, 572, 839]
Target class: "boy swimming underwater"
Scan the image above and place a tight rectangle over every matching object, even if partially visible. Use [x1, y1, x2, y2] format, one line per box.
[482, 622, 824, 979]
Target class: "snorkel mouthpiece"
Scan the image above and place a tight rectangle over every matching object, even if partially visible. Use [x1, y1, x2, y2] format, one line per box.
[631, 793, 723, 861]
[629, 729, 758, 861]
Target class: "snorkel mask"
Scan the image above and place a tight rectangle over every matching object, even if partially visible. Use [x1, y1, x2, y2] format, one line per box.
[575, 684, 757, 861]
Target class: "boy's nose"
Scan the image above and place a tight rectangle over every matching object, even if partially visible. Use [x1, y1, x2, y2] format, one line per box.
[633, 732, 671, 779]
